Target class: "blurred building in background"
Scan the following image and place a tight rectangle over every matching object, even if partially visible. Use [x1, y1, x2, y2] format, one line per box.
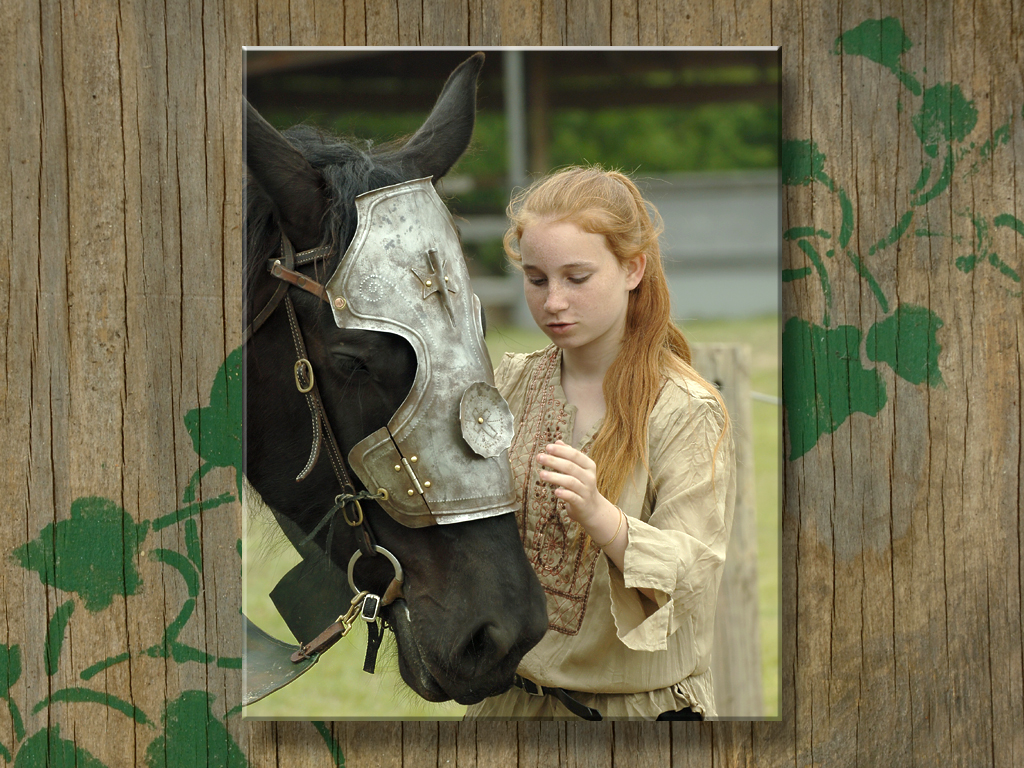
[246, 48, 780, 324]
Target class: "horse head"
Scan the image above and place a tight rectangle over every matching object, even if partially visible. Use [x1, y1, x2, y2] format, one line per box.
[244, 54, 547, 705]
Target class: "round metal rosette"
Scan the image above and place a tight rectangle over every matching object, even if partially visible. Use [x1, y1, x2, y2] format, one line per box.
[459, 381, 515, 458]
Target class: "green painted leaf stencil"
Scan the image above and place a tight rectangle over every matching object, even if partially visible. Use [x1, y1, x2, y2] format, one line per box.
[13, 497, 148, 613]
[145, 691, 247, 768]
[183, 345, 244, 502]
[782, 318, 888, 460]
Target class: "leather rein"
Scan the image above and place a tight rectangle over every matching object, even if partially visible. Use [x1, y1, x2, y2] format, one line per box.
[245, 231, 403, 671]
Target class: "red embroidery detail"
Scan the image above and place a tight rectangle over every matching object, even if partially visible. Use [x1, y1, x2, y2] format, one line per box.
[509, 348, 600, 636]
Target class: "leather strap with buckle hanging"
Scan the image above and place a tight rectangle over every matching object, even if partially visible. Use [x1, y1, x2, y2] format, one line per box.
[513, 674, 603, 721]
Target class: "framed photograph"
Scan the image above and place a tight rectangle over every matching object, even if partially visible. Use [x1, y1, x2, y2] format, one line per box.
[242, 47, 780, 721]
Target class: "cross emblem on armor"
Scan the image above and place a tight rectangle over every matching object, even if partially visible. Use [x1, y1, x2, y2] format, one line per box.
[411, 247, 458, 326]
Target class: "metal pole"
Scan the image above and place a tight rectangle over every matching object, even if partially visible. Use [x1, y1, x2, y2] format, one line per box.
[504, 50, 528, 190]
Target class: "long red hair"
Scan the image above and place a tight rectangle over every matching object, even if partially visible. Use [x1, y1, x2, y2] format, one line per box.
[504, 166, 727, 502]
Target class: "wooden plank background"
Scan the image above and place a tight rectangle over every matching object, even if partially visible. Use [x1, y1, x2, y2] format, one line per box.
[2, 0, 1022, 766]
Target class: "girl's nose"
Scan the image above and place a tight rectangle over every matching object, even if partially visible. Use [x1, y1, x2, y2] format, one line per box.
[544, 283, 569, 312]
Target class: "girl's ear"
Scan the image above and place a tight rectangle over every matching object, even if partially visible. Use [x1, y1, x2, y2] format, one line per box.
[625, 253, 647, 290]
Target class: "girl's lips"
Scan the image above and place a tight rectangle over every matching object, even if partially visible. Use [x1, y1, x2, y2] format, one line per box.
[546, 322, 575, 334]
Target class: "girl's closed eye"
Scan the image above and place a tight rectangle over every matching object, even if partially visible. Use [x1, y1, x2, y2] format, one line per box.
[568, 274, 591, 284]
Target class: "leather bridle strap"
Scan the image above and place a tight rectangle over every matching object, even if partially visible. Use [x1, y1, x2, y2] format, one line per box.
[244, 234, 332, 342]
[248, 231, 382, 557]
[281, 292, 380, 557]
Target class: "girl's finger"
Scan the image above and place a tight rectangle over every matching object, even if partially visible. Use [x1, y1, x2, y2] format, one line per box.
[546, 441, 596, 471]
[536, 451, 589, 479]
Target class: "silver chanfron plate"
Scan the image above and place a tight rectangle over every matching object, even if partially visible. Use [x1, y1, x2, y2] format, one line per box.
[460, 382, 515, 458]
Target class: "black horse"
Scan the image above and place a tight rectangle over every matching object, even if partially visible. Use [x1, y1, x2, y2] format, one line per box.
[244, 54, 546, 705]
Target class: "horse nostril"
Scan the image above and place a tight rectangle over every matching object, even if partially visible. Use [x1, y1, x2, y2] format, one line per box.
[460, 620, 513, 666]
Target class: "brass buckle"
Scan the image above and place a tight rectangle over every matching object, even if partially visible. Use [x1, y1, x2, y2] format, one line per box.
[340, 496, 364, 527]
[294, 358, 314, 393]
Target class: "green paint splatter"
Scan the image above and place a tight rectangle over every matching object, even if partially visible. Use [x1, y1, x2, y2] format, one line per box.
[150, 549, 200, 597]
[151, 493, 235, 532]
[13, 725, 107, 768]
[80, 653, 131, 681]
[782, 267, 813, 281]
[313, 722, 346, 768]
[956, 254, 979, 273]
[142, 598, 213, 665]
[957, 213, 1023, 283]
[910, 165, 932, 195]
[45, 601, 75, 677]
[913, 149, 955, 206]
[183, 345, 244, 502]
[784, 227, 831, 240]
[795, 239, 832, 325]
[184, 519, 203, 571]
[847, 252, 889, 313]
[838, 189, 854, 248]
[781, 139, 835, 189]
[865, 305, 945, 387]
[0, 644, 21, 700]
[32, 688, 152, 726]
[993, 213, 1024, 236]
[912, 83, 978, 157]
[13, 497, 148, 613]
[833, 17, 922, 95]
[978, 123, 1011, 159]
[782, 318, 887, 460]
[988, 251, 1021, 283]
[0, 644, 24, 744]
[868, 210, 914, 255]
[145, 691, 247, 768]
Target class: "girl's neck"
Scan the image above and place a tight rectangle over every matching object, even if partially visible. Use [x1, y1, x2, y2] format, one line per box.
[560, 344, 618, 387]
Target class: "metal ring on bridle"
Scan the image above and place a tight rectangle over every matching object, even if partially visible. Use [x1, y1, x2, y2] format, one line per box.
[347, 545, 404, 595]
[294, 358, 315, 393]
[340, 496, 364, 527]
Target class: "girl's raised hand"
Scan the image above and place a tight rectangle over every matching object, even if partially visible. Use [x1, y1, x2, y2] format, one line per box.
[536, 440, 612, 529]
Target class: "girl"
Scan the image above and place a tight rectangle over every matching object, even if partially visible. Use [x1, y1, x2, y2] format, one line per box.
[464, 166, 736, 720]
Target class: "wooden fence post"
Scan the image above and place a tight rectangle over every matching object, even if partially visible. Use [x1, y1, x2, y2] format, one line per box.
[691, 342, 764, 718]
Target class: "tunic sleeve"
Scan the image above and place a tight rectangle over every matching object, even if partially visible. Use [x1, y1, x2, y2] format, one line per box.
[608, 380, 736, 652]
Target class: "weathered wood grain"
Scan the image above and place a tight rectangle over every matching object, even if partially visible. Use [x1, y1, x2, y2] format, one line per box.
[3, 0, 1022, 766]
[691, 344, 762, 718]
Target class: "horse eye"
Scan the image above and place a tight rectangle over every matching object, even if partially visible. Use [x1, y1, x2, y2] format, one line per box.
[332, 348, 368, 371]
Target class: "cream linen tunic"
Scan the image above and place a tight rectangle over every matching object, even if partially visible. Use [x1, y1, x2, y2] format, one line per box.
[464, 346, 736, 720]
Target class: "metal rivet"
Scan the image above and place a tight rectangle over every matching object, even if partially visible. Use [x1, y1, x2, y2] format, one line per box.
[444, 276, 449, 282]
[423, 481, 431, 488]
[425, 280, 432, 287]
[394, 465, 402, 472]
[334, 296, 347, 310]
[410, 456, 418, 463]
[478, 417, 484, 424]
[407, 489, 415, 496]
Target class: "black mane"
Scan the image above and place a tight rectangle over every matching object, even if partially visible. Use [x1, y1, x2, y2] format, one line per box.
[244, 126, 407, 321]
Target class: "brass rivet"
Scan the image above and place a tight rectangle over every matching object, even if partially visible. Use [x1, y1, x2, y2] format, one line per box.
[334, 296, 347, 310]
[425, 280, 433, 287]
[410, 456, 418, 463]
[394, 465, 402, 472]
[478, 417, 484, 424]
[423, 481, 431, 488]
[444, 276, 449, 282]
[407, 489, 415, 496]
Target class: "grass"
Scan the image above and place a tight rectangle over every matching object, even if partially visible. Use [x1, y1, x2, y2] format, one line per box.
[242, 314, 779, 720]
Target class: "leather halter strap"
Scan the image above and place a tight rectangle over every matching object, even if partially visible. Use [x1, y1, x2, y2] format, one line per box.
[243, 234, 332, 342]
[246, 231, 383, 557]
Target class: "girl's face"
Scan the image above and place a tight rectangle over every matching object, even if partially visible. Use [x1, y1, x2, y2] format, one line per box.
[519, 218, 645, 359]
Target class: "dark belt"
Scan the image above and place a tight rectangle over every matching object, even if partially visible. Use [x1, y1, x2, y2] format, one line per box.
[513, 674, 603, 721]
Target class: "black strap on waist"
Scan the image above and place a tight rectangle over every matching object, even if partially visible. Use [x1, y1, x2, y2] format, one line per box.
[513, 674, 603, 721]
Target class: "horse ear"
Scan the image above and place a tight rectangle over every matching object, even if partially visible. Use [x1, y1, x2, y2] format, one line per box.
[392, 52, 485, 183]
[245, 99, 328, 251]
